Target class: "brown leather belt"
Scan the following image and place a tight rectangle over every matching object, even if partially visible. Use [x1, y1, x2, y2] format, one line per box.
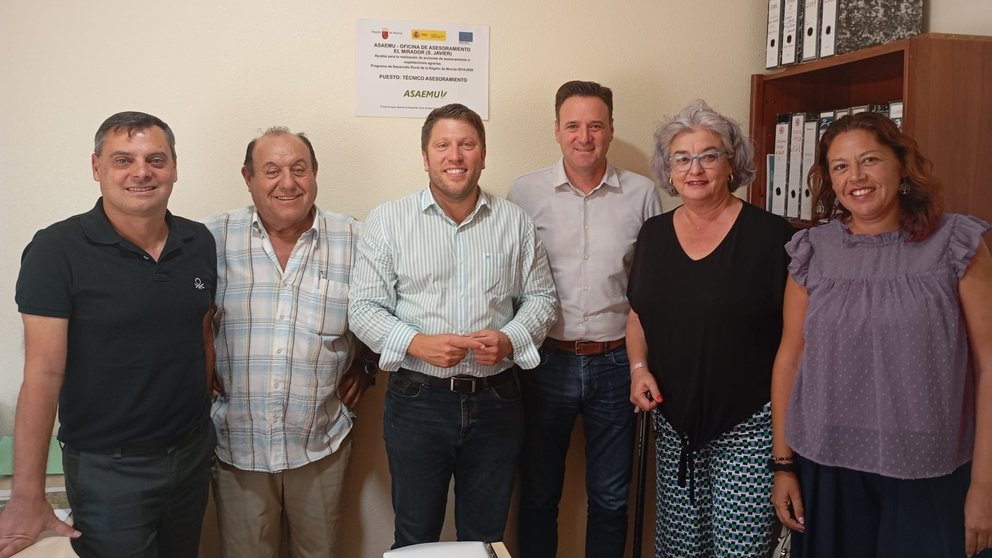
[547, 338, 625, 356]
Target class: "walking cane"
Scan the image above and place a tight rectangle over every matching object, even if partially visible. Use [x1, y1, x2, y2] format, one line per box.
[632, 409, 651, 557]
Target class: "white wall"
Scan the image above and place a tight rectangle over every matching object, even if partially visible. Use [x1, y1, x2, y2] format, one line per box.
[0, 1, 986, 557]
[926, 0, 992, 35]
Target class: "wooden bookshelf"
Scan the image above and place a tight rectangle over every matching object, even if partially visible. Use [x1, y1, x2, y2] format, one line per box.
[748, 33, 992, 225]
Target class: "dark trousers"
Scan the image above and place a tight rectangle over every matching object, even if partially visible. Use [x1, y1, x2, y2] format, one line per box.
[63, 420, 215, 558]
[383, 369, 524, 549]
[792, 456, 992, 558]
[517, 345, 635, 558]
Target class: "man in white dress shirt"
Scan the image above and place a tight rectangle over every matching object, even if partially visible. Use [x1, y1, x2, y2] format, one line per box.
[508, 81, 662, 558]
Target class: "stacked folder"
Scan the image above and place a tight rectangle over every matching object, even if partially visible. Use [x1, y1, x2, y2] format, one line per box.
[765, 0, 922, 69]
[766, 102, 902, 221]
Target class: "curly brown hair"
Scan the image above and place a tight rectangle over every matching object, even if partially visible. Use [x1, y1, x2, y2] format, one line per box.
[810, 112, 944, 242]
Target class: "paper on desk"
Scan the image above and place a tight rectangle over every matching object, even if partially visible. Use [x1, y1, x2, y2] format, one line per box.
[383, 541, 503, 558]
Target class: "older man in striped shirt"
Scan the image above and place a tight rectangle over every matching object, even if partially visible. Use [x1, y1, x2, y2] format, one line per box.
[349, 103, 557, 549]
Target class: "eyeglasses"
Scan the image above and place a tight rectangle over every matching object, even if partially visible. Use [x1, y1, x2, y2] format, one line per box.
[668, 150, 728, 172]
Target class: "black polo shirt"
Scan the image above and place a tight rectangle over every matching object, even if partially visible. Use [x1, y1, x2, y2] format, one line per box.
[15, 198, 217, 451]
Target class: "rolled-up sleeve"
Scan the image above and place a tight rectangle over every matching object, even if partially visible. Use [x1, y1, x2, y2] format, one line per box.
[500, 219, 557, 369]
[348, 208, 416, 371]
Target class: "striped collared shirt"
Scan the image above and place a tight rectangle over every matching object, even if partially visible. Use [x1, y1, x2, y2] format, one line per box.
[204, 206, 359, 472]
[349, 188, 557, 378]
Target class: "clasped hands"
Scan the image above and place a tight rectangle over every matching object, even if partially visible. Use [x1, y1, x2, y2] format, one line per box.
[408, 330, 512, 368]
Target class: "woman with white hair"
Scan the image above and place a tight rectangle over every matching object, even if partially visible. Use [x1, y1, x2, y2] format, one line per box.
[628, 100, 794, 557]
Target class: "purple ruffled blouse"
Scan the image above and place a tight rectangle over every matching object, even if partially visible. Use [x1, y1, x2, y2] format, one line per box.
[785, 214, 990, 479]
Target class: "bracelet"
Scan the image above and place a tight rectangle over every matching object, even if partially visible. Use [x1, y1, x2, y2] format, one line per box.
[768, 458, 798, 472]
[630, 362, 647, 375]
[771, 455, 795, 463]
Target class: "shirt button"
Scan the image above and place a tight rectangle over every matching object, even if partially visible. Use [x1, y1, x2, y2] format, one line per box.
[276, 348, 283, 355]
[583, 255, 589, 260]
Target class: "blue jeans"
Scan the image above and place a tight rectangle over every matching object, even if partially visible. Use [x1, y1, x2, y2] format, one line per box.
[518, 344, 635, 558]
[383, 369, 524, 549]
[63, 420, 215, 558]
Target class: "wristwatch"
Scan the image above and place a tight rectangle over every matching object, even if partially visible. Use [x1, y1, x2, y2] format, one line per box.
[361, 356, 379, 385]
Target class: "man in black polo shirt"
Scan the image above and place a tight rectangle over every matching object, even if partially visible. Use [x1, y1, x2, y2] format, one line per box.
[0, 111, 217, 558]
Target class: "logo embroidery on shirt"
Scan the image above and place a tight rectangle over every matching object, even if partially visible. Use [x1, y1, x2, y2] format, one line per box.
[194, 278, 205, 290]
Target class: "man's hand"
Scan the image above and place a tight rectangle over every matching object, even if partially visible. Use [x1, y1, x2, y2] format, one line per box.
[0, 495, 80, 558]
[408, 334, 484, 368]
[2, 314, 76, 558]
[467, 330, 513, 366]
[211, 372, 225, 399]
[337, 366, 373, 409]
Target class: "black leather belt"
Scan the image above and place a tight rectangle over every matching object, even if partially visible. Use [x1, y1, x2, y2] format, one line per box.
[547, 338, 625, 356]
[74, 417, 210, 457]
[395, 367, 515, 394]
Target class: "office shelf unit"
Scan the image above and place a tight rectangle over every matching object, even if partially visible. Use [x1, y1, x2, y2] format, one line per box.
[748, 33, 992, 225]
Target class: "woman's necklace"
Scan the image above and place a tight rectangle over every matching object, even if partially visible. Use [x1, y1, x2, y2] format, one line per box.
[682, 198, 735, 231]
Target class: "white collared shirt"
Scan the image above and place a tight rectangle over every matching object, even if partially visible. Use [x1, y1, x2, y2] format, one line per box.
[509, 160, 661, 341]
[349, 188, 557, 378]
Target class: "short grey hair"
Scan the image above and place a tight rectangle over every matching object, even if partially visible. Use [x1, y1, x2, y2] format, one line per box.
[651, 100, 755, 196]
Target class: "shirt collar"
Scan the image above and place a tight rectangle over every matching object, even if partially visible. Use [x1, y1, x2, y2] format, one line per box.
[418, 187, 491, 223]
[80, 197, 191, 248]
[249, 206, 320, 241]
[552, 158, 621, 194]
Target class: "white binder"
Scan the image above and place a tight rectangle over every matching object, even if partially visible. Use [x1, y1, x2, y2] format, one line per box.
[781, 0, 801, 65]
[889, 100, 904, 130]
[787, 113, 806, 219]
[766, 154, 776, 212]
[771, 114, 791, 217]
[766, 0, 783, 69]
[817, 110, 834, 142]
[820, 0, 837, 57]
[800, 115, 819, 221]
[801, 0, 820, 61]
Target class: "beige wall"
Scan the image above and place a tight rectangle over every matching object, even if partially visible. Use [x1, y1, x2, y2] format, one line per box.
[0, 1, 986, 557]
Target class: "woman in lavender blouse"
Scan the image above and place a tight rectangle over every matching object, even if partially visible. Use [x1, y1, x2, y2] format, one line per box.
[770, 112, 992, 557]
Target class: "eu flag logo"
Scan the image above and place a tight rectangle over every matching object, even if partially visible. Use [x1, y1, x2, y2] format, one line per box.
[459, 31, 473, 43]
